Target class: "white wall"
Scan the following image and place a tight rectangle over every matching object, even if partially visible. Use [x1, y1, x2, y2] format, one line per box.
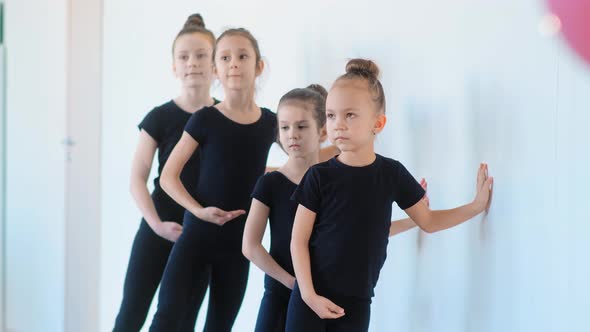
[95, 0, 587, 331]
[4, 0, 67, 331]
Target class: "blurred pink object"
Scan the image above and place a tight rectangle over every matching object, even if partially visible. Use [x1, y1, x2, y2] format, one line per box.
[548, 0, 590, 65]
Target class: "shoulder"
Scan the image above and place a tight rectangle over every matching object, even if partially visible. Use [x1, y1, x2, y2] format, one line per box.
[188, 105, 217, 122]
[260, 107, 276, 121]
[151, 100, 177, 114]
[304, 159, 336, 181]
[377, 154, 403, 171]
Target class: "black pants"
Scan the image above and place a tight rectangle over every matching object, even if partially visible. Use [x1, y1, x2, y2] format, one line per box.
[285, 283, 371, 332]
[254, 282, 292, 332]
[113, 220, 210, 332]
[149, 217, 250, 332]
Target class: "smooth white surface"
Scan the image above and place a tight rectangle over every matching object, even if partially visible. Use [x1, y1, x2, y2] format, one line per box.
[4, 0, 67, 331]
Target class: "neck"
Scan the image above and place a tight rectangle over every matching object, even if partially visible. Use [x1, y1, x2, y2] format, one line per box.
[281, 151, 320, 184]
[175, 86, 212, 113]
[337, 145, 376, 167]
[223, 88, 256, 112]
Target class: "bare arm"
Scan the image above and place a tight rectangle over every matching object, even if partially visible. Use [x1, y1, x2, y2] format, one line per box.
[242, 199, 295, 289]
[389, 178, 428, 237]
[404, 164, 493, 233]
[161, 132, 245, 225]
[389, 218, 418, 236]
[130, 130, 182, 242]
[291, 205, 345, 319]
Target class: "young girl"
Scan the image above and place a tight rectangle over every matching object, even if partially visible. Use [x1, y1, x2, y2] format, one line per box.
[148, 27, 277, 332]
[242, 84, 429, 332]
[287, 59, 493, 332]
[113, 14, 217, 332]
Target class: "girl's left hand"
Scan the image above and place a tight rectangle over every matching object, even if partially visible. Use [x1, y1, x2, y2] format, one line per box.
[473, 163, 493, 212]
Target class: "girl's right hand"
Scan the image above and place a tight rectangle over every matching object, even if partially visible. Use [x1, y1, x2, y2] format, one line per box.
[196, 207, 246, 226]
[304, 294, 345, 319]
[285, 276, 296, 290]
[155, 221, 183, 242]
[420, 178, 429, 206]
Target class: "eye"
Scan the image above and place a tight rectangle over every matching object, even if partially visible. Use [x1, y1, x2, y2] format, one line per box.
[280, 126, 289, 131]
[179, 55, 188, 61]
[239, 54, 249, 60]
[221, 55, 230, 61]
[346, 112, 356, 119]
[197, 53, 207, 59]
[298, 125, 308, 129]
[326, 113, 335, 119]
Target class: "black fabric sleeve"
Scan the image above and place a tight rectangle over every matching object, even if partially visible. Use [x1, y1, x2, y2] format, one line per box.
[184, 106, 210, 144]
[291, 167, 321, 213]
[394, 162, 426, 210]
[251, 173, 273, 208]
[138, 108, 162, 142]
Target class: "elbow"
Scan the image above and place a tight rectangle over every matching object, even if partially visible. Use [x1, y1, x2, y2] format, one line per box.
[129, 176, 141, 197]
[421, 225, 436, 234]
[419, 218, 438, 234]
[242, 242, 252, 260]
[160, 171, 173, 195]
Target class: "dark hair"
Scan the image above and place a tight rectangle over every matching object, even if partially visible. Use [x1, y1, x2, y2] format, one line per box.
[171, 14, 216, 55]
[277, 84, 327, 130]
[213, 28, 262, 67]
[335, 58, 386, 114]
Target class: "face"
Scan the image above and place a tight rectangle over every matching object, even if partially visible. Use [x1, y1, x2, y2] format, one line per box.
[214, 35, 262, 91]
[278, 102, 325, 158]
[325, 80, 386, 152]
[172, 33, 214, 88]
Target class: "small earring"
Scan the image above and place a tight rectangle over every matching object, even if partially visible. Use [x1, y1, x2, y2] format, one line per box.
[372, 129, 376, 135]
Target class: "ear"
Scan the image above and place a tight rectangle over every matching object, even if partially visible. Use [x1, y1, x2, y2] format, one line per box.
[172, 62, 178, 78]
[319, 126, 328, 143]
[373, 113, 387, 134]
[255, 59, 265, 77]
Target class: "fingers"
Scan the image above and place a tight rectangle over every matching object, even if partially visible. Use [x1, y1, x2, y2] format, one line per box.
[485, 176, 493, 189]
[477, 163, 490, 190]
[419, 178, 430, 206]
[476, 164, 484, 189]
[210, 208, 247, 226]
[326, 300, 345, 315]
[486, 177, 494, 212]
[319, 298, 344, 319]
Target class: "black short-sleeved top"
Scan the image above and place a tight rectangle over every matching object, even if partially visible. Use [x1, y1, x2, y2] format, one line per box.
[291, 154, 425, 300]
[251, 171, 298, 291]
[138, 99, 219, 222]
[183, 106, 277, 249]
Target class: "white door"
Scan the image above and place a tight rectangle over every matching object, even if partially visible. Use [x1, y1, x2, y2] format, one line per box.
[4, 0, 67, 331]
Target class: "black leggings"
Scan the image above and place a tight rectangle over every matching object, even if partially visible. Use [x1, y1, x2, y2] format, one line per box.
[149, 218, 250, 332]
[113, 220, 210, 332]
[285, 283, 371, 332]
[254, 283, 292, 332]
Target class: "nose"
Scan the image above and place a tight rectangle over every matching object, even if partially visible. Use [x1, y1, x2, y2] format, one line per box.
[229, 57, 239, 69]
[188, 56, 198, 67]
[288, 127, 299, 140]
[334, 116, 347, 131]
